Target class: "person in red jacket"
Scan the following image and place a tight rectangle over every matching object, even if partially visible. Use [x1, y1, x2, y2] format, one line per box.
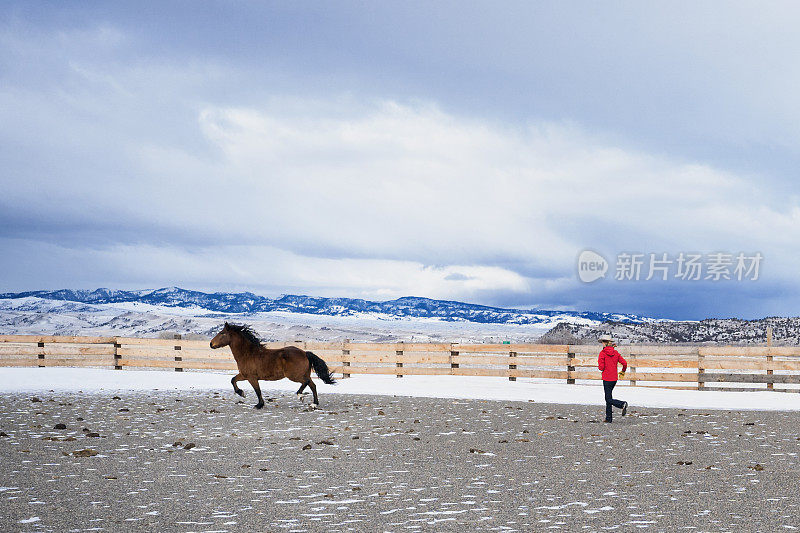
[598, 334, 628, 422]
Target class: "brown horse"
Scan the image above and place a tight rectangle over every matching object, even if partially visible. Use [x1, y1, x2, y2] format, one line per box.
[210, 322, 335, 409]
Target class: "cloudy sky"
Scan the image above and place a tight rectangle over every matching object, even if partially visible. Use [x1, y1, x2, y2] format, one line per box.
[2, 1, 799, 319]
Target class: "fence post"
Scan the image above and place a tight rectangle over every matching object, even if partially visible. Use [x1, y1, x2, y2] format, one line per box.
[508, 350, 517, 381]
[396, 342, 404, 378]
[629, 350, 636, 387]
[697, 348, 705, 390]
[450, 344, 459, 374]
[113, 338, 122, 370]
[37, 341, 45, 368]
[766, 326, 774, 391]
[173, 334, 183, 372]
[567, 349, 575, 384]
[342, 340, 350, 379]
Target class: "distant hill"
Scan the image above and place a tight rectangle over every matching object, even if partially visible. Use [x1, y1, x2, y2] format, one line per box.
[0, 287, 658, 326]
[539, 318, 799, 346]
[0, 288, 791, 344]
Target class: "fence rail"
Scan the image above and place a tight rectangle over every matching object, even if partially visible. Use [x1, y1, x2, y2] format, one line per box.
[1, 335, 799, 392]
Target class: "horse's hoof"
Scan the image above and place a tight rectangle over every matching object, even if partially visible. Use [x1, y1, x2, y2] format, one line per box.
[254, 403, 264, 409]
[235, 390, 245, 397]
[296, 393, 304, 402]
[310, 402, 319, 410]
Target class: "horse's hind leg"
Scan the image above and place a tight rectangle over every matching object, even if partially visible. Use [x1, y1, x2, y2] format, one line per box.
[307, 379, 319, 409]
[247, 377, 264, 409]
[231, 373, 246, 397]
[296, 381, 309, 402]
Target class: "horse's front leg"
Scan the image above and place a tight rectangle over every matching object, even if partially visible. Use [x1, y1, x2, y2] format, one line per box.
[231, 373, 246, 397]
[247, 377, 264, 409]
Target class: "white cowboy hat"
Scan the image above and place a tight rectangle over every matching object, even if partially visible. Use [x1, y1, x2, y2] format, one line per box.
[598, 334, 614, 343]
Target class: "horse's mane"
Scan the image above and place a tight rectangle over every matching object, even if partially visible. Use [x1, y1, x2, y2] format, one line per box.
[227, 323, 262, 349]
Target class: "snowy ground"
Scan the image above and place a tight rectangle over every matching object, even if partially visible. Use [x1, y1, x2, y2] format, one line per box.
[2, 367, 800, 411]
[1, 386, 799, 532]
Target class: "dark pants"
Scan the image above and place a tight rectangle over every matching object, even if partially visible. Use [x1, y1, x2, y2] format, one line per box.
[603, 380, 625, 421]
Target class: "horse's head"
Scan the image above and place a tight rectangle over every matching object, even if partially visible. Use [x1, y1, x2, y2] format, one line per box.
[210, 322, 232, 349]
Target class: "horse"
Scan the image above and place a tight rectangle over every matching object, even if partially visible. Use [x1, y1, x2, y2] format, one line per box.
[209, 322, 336, 409]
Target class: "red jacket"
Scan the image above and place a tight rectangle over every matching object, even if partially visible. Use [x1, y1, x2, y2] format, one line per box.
[598, 346, 627, 381]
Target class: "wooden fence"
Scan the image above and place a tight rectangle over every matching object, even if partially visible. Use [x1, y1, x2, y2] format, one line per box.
[1, 335, 799, 392]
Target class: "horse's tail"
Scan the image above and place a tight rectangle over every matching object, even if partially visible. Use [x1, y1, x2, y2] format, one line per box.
[306, 351, 336, 385]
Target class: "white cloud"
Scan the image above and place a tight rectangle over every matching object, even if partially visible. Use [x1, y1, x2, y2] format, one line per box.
[5, 96, 799, 308]
[2, 18, 799, 314]
[183, 100, 799, 257]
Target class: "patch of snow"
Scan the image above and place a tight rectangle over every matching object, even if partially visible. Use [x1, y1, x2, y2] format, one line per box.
[1, 367, 800, 411]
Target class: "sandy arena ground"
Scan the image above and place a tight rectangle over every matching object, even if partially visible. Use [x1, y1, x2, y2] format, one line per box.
[1, 388, 799, 532]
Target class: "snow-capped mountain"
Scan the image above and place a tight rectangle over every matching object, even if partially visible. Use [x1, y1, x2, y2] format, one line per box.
[0, 287, 669, 342]
[1, 287, 655, 326]
[0, 288, 790, 345]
